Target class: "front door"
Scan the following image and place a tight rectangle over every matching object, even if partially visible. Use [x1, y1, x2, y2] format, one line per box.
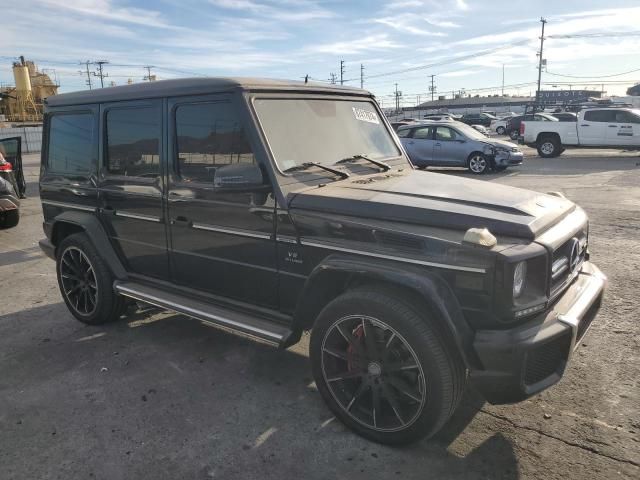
[607, 110, 640, 146]
[98, 100, 170, 280]
[167, 95, 278, 308]
[434, 126, 466, 166]
[0, 137, 25, 198]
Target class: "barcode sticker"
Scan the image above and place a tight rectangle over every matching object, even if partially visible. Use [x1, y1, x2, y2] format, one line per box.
[352, 107, 379, 124]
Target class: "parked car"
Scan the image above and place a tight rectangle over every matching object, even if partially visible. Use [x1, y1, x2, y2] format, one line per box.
[460, 112, 497, 127]
[0, 137, 25, 228]
[423, 114, 455, 122]
[391, 121, 416, 131]
[521, 107, 640, 157]
[550, 112, 578, 122]
[489, 116, 515, 135]
[39, 78, 606, 445]
[398, 121, 523, 173]
[506, 113, 558, 140]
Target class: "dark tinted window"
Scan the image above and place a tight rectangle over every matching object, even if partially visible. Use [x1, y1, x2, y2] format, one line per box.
[396, 128, 412, 138]
[106, 107, 161, 177]
[584, 110, 617, 122]
[175, 102, 255, 183]
[613, 111, 640, 123]
[435, 127, 457, 141]
[413, 127, 432, 139]
[48, 113, 94, 173]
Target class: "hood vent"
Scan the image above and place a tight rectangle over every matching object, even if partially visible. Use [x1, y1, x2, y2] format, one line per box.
[374, 230, 423, 251]
[351, 174, 402, 185]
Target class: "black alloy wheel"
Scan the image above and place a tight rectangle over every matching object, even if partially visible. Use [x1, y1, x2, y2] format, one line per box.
[59, 246, 98, 316]
[320, 315, 426, 432]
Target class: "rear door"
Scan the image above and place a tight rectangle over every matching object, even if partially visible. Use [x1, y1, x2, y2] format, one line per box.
[434, 126, 466, 165]
[167, 94, 278, 307]
[402, 126, 433, 166]
[580, 110, 614, 145]
[607, 110, 640, 146]
[98, 100, 170, 280]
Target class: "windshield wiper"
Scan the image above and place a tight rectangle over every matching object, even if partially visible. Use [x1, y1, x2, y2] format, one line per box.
[283, 162, 350, 180]
[335, 154, 391, 172]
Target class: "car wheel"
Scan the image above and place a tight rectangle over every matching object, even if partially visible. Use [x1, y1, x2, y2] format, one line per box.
[0, 209, 19, 228]
[537, 136, 561, 158]
[509, 130, 519, 140]
[310, 288, 465, 445]
[467, 153, 489, 174]
[496, 126, 505, 135]
[56, 233, 127, 325]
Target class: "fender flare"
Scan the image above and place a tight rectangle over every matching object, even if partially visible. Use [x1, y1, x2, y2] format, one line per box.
[51, 211, 127, 280]
[293, 254, 476, 368]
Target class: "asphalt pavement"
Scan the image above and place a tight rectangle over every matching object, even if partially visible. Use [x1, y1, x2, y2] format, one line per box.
[1, 150, 638, 480]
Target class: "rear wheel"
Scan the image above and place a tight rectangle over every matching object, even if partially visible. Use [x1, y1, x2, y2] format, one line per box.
[310, 288, 465, 445]
[467, 153, 489, 174]
[0, 209, 19, 228]
[496, 126, 506, 135]
[509, 130, 519, 140]
[537, 136, 561, 158]
[56, 233, 127, 325]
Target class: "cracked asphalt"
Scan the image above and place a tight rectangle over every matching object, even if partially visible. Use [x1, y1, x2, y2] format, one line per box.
[0, 150, 638, 479]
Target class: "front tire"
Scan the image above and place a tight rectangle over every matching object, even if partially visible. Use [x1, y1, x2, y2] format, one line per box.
[467, 153, 489, 174]
[537, 136, 562, 158]
[310, 288, 465, 445]
[56, 233, 127, 325]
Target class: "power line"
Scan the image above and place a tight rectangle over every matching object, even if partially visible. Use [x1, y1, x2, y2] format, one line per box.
[340, 60, 345, 86]
[545, 67, 640, 79]
[93, 60, 109, 88]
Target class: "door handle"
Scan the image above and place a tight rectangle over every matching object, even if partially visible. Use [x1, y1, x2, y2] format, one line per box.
[102, 206, 116, 215]
[171, 216, 192, 227]
[435, 143, 441, 146]
[407, 141, 414, 145]
[608, 125, 617, 128]
[580, 124, 589, 127]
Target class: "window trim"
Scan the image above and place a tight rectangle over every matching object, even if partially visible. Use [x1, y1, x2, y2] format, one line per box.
[411, 126, 433, 140]
[46, 110, 96, 175]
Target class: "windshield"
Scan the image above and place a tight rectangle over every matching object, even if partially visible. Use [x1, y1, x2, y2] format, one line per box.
[254, 98, 400, 172]
[453, 121, 488, 140]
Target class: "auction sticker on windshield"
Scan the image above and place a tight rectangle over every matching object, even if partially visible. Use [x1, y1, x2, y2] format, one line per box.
[352, 107, 379, 124]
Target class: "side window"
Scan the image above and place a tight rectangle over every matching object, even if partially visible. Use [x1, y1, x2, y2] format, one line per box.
[614, 111, 640, 124]
[435, 127, 456, 141]
[584, 110, 616, 122]
[48, 113, 94, 173]
[106, 106, 160, 177]
[396, 128, 411, 138]
[175, 102, 255, 183]
[413, 127, 432, 139]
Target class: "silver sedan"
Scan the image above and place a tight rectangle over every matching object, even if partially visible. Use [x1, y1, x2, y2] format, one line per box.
[397, 121, 524, 174]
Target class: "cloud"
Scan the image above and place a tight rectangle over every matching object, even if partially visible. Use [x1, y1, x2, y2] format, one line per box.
[374, 15, 448, 36]
[208, 0, 334, 21]
[307, 34, 402, 55]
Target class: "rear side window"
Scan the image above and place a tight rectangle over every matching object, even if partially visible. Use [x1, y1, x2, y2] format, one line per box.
[106, 107, 161, 177]
[175, 102, 255, 183]
[48, 113, 94, 173]
[584, 110, 616, 122]
[413, 127, 432, 139]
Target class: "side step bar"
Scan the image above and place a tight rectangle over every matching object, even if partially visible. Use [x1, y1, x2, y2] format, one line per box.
[114, 280, 294, 348]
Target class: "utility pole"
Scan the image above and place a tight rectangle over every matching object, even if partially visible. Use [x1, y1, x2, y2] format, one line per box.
[394, 83, 400, 113]
[93, 60, 109, 88]
[329, 72, 337, 84]
[502, 64, 505, 96]
[143, 66, 155, 82]
[536, 17, 547, 107]
[360, 64, 364, 89]
[429, 74, 436, 101]
[80, 61, 93, 90]
[340, 60, 345, 85]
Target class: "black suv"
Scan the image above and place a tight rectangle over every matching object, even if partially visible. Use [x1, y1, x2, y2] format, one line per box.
[460, 112, 496, 127]
[39, 78, 606, 445]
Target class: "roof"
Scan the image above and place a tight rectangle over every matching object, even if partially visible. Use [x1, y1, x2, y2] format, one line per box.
[46, 77, 368, 107]
[415, 96, 534, 109]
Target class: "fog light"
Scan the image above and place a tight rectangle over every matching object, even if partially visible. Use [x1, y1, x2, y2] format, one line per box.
[513, 261, 527, 298]
[515, 303, 545, 318]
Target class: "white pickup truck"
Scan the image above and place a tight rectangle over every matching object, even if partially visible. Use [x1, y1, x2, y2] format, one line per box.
[520, 107, 640, 157]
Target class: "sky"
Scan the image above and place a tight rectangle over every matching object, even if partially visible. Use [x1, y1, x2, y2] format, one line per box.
[2, 0, 640, 107]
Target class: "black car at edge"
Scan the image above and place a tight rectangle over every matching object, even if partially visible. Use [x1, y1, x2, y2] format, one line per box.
[38, 78, 607, 445]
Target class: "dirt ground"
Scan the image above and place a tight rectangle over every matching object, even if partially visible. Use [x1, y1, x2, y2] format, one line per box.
[1, 150, 638, 480]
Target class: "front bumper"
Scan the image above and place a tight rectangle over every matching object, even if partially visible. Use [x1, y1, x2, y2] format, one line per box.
[470, 261, 606, 404]
[494, 151, 524, 167]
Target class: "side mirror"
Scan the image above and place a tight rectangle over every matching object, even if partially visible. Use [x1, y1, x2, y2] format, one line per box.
[213, 163, 269, 191]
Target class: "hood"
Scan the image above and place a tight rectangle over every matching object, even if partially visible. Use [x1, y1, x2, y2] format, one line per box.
[289, 171, 575, 240]
[485, 138, 520, 150]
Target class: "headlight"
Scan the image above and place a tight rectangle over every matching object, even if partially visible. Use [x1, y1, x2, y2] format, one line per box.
[513, 261, 527, 298]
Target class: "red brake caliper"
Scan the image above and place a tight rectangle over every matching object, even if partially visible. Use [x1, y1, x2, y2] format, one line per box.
[346, 324, 365, 372]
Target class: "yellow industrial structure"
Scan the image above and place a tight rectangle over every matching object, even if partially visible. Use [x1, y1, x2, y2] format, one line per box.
[0, 56, 59, 123]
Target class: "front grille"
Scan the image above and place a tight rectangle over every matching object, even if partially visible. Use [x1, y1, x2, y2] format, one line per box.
[550, 234, 587, 295]
[524, 332, 572, 386]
